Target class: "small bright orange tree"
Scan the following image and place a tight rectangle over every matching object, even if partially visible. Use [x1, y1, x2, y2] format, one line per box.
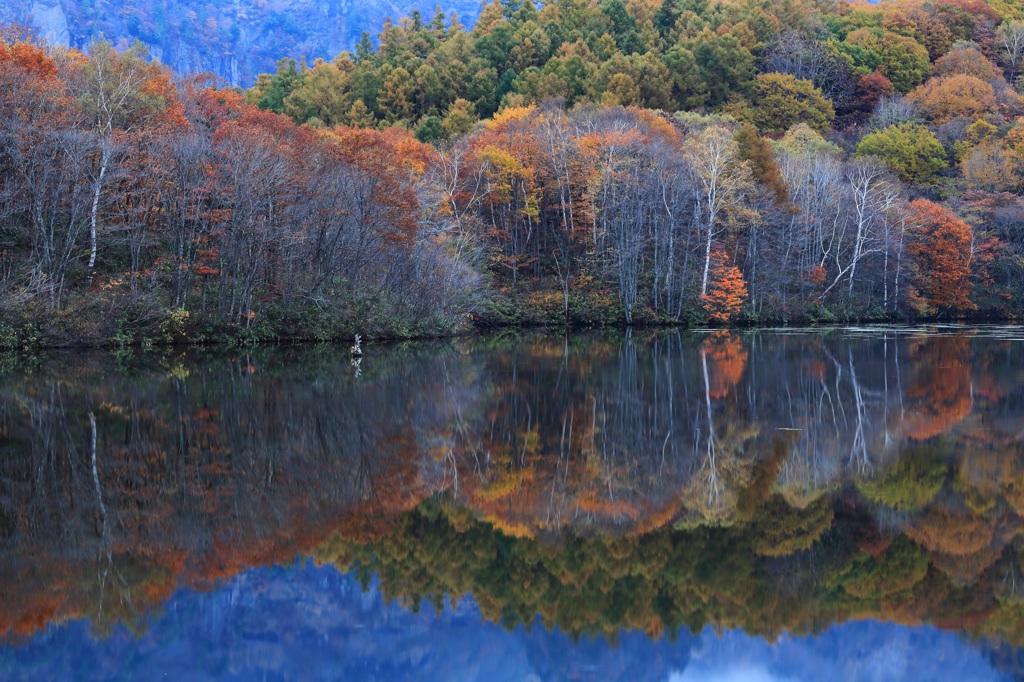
[701, 248, 748, 323]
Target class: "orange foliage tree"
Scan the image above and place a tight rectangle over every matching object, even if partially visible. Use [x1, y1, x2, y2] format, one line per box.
[701, 332, 749, 398]
[906, 199, 975, 315]
[906, 74, 997, 124]
[701, 247, 749, 323]
[902, 337, 973, 440]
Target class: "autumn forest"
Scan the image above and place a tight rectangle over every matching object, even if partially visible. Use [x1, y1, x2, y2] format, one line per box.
[2, 0, 1024, 347]
[5, 1, 1024, 677]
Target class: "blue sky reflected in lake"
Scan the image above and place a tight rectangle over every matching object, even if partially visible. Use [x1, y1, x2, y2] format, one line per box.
[0, 559, 1010, 682]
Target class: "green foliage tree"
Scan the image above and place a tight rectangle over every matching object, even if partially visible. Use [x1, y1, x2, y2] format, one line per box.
[416, 115, 444, 143]
[855, 122, 948, 183]
[663, 45, 708, 109]
[775, 123, 841, 156]
[858, 448, 948, 512]
[600, 0, 645, 56]
[843, 29, 931, 93]
[379, 66, 416, 122]
[441, 98, 478, 138]
[282, 58, 353, 125]
[254, 57, 306, 113]
[834, 536, 930, 600]
[346, 99, 377, 127]
[751, 495, 834, 557]
[748, 73, 835, 135]
[693, 30, 756, 107]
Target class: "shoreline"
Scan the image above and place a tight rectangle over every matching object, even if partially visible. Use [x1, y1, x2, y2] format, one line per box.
[2, 315, 1020, 354]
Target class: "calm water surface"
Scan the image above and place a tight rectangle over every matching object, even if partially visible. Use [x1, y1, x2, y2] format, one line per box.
[1, 326, 1024, 681]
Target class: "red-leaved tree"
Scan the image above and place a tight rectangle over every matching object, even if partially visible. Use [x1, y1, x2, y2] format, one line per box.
[907, 199, 975, 315]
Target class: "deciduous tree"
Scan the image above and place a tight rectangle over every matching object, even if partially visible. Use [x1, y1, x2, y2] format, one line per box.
[906, 198, 976, 314]
[907, 74, 997, 123]
[855, 123, 948, 183]
[748, 73, 835, 135]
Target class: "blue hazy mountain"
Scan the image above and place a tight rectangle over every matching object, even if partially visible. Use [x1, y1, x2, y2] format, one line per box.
[0, 560, 1012, 682]
[1, 0, 482, 86]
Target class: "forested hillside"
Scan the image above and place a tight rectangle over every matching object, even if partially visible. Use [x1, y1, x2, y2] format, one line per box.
[2, 0, 1024, 348]
[1, 0, 481, 86]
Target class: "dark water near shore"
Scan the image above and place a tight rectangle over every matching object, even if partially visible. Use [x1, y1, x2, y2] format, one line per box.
[1, 326, 1024, 680]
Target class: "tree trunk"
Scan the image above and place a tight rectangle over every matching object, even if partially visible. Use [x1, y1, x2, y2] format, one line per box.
[88, 147, 110, 273]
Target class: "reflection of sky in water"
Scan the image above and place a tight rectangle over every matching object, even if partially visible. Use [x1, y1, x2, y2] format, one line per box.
[0, 560, 1009, 682]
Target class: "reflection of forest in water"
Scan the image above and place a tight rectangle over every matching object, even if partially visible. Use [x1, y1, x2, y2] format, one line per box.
[2, 328, 1024, 667]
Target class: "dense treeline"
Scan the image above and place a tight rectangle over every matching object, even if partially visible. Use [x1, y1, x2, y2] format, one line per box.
[321, 495, 1024, 646]
[245, 0, 1024, 325]
[248, 0, 1022, 130]
[2, 0, 1024, 346]
[0, 31, 482, 347]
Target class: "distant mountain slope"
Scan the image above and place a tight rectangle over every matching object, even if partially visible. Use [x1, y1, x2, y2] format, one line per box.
[2, 0, 481, 86]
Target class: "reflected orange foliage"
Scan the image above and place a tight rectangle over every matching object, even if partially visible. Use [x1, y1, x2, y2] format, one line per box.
[905, 504, 998, 557]
[903, 337, 972, 440]
[702, 332, 748, 399]
[930, 546, 1004, 583]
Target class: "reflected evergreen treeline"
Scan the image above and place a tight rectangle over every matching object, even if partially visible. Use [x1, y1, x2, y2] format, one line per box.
[9, 562, 1009, 682]
[1, 328, 1024, 663]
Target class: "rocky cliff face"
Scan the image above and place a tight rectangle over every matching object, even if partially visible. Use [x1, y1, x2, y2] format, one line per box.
[2, 0, 481, 87]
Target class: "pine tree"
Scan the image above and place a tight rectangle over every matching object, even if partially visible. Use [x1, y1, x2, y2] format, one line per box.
[346, 99, 376, 128]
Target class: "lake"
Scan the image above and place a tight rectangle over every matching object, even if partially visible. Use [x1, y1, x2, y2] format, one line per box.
[1, 326, 1023, 681]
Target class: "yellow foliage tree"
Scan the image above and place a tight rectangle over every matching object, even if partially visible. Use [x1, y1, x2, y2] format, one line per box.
[961, 141, 1021, 192]
[907, 74, 996, 124]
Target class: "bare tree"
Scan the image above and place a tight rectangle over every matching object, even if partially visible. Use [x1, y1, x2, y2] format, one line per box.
[819, 159, 892, 302]
[682, 125, 755, 298]
[763, 31, 856, 105]
[997, 20, 1024, 82]
[64, 41, 164, 275]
